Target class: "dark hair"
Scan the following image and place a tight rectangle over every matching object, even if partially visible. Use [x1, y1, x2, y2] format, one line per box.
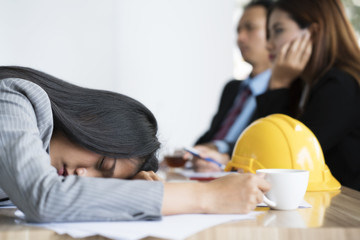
[267, 0, 360, 85]
[245, 0, 274, 12]
[0, 66, 160, 172]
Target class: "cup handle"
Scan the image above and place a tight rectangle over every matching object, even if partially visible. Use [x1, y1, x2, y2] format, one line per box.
[263, 195, 276, 208]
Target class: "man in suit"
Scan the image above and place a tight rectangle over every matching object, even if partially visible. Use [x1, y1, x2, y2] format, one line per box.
[191, 0, 273, 172]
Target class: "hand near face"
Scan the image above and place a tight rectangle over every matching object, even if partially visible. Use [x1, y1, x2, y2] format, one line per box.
[269, 31, 312, 89]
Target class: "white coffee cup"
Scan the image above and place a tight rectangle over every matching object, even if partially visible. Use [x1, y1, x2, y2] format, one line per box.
[256, 169, 309, 210]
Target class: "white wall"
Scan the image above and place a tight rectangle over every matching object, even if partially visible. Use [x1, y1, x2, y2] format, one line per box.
[0, 0, 235, 156]
[0, 0, 118, 90]
[115, 0, 234, 152]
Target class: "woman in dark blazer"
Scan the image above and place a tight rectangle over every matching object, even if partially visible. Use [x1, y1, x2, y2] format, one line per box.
[256, 0, 360, 190]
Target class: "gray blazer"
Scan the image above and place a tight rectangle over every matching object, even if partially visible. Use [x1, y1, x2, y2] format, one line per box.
[0, 78, 163, 222]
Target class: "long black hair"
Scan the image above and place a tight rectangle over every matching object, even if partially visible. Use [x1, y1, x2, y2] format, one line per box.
[245, 0, 274, 11]
[0, 66, 160, 172]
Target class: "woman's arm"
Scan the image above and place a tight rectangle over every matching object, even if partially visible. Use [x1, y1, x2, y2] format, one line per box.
[0, 79, 163, 222]
[162, 173, 270, 215]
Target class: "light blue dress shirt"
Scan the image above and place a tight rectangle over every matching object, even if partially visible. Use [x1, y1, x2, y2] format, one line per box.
[214, 69, 271, 154]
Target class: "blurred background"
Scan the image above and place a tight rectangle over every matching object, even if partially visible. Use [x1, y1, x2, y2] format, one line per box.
[1, 0, 359, 159]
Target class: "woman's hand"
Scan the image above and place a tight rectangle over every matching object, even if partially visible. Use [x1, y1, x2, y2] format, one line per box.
[188, 145, 230, 172]
[269, 31, 312, 89]
[131, 171, 163, 181]
[202, 173, 270, 213]
[162, 173, 270, 215]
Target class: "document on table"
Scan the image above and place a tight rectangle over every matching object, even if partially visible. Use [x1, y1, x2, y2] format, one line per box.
[0, 200, 15, 208]
[180, 171, 233, 180]
[0, 205, 16, 209]
[257, 200, 312, 208]
[15, 200, 311, 239]
[17, 211, 264, 240]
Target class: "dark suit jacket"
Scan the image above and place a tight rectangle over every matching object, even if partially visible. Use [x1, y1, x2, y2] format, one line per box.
[195, 80, 243, 154]
[254, 68, 360, 191]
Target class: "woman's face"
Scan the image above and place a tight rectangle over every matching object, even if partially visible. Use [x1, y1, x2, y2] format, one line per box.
[50, 133, 142, 179]
[267, 8, 307, 62]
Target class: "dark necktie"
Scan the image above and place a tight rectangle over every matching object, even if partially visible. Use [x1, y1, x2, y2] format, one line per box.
[213, 86, 252, 140]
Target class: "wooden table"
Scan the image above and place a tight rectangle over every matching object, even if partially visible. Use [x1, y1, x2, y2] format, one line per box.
[1, 185, 359, 240]
[185, 186, 360, 240]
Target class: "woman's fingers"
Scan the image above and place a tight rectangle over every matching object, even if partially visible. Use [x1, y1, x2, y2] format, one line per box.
[131, 171, 163, 181]
[278, 40, 292, 63]
[270, 31, 313, 89]
[283, 31, 310, 64]
[300, 36, 312, 66]
[297, 31, 310, 54]
[202, 173, 271, 214]
[284, 36, 301, 60]
[255, 173, 270, 204]
[293, 32, 311, 65]
[258, 175, 271, 193]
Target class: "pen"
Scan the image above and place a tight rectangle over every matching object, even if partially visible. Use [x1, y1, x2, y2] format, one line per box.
[184, 147, 225, 170]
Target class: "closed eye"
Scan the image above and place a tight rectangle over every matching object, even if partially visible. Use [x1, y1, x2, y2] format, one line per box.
[97, 157, 105, 170]
[98, 157, 116, 177]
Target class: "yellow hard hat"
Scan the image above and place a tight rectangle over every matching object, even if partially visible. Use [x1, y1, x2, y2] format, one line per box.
[225, 114, 341, 191]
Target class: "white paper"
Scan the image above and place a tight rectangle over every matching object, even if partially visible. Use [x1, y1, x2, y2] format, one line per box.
[180, 171, 233, 179]
[0, 200, 15, 208]
[21, 211, 263, 240]
[14, 199, 311, 239]
[0, 205, 16, 209]
[257, 199, 312, 208]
